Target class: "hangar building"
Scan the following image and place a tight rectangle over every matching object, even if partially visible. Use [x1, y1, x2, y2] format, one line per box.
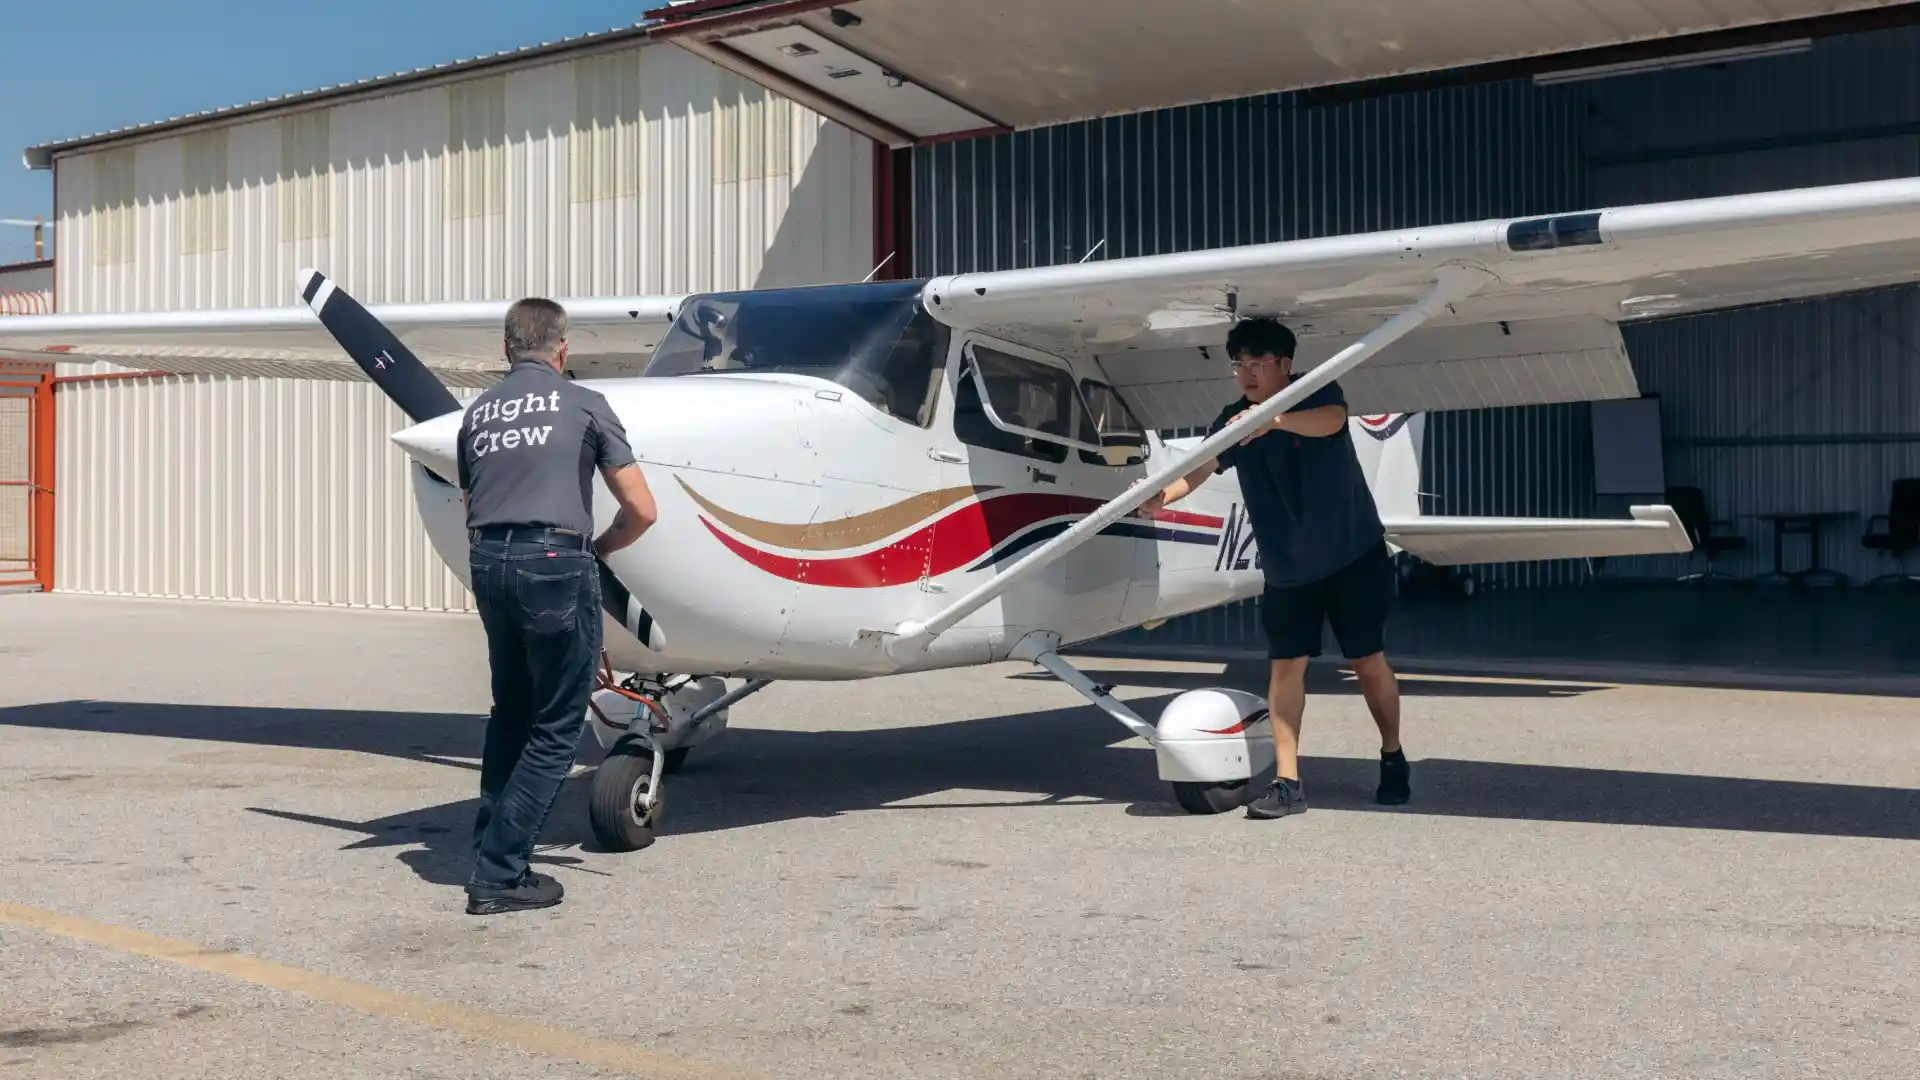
[8, 1, 1920, 673]
[14, 25, 877, 609]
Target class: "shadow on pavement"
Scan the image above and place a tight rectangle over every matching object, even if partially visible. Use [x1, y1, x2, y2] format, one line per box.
[4, 682, 1917, 898]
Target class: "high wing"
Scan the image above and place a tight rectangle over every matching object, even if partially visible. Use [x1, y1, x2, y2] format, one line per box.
[0, 293, 684, 386]
[9, 177, 1920, 411]
[886, 176, 1920, 652]
[918, 176, 1920, 428]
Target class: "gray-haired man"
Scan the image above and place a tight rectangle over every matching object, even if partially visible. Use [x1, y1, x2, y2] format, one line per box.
[457, 297, 657, 915]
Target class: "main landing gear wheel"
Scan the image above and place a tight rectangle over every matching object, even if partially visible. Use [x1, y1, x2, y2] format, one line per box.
[1013, 640, 1276, 819]
[589, 734, 661, 852]
[1172, 778, 1250, 815]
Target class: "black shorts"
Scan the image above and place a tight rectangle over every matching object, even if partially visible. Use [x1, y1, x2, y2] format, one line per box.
[1259, 541, 1394, 661]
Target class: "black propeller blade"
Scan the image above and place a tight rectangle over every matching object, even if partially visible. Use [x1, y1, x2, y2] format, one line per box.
[298, 268, 463, 424]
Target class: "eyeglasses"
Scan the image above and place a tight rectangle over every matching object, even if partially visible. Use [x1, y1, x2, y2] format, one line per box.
[1228, 355, 1279, 372]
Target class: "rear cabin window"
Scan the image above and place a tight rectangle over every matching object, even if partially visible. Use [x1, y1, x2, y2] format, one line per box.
[1078, 379, 1150, 466]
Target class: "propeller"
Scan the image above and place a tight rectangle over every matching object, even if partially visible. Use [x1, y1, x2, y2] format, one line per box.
[297, 268, 668, 653]
[297, 268, 463, 424]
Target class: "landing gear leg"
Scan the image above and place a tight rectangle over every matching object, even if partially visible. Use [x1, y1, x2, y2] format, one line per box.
[583, 656, 772, 852]
[1012, 635, 1272, 815]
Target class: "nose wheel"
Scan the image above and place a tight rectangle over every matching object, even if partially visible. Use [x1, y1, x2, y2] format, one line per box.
[589, 733, 664, 852]
[583, 654, 773, 853]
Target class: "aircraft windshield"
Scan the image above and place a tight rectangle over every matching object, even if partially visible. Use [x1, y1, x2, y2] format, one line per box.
[643, 279, 948, 427]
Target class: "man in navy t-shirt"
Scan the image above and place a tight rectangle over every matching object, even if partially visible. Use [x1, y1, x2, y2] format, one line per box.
[1138, 317, 1410, 819]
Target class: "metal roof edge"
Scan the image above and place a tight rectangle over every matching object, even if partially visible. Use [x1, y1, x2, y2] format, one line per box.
[20, 21, 663, 168]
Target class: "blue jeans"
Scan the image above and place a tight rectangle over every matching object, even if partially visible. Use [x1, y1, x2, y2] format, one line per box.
[466, 526, 602, 890]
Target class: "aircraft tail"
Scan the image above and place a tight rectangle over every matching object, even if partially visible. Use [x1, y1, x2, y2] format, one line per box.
[1353, 412, 1425, 520]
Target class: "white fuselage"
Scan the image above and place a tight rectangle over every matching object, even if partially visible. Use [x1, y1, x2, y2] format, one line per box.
[397, 331, 1420, 682]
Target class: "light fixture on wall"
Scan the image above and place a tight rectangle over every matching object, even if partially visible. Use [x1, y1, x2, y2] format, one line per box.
[1532, 38, 1812, 86]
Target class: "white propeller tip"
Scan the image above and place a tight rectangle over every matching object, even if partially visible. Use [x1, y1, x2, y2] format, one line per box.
[297, 269, 336, 313]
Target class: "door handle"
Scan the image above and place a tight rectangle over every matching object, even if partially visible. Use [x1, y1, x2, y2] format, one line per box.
[929, 448, 965, 463]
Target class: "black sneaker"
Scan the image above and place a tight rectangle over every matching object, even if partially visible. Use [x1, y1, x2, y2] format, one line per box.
[1245, 777, 1307, 819]
[1376, 749, 1410, 805]
[466, 870, 564, 915]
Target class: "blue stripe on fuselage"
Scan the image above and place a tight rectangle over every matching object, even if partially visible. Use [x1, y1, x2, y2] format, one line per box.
[964, 518, 1218, 573]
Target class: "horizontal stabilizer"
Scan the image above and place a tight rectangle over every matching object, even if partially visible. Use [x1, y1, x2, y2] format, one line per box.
[1383, 505, 1690, 566]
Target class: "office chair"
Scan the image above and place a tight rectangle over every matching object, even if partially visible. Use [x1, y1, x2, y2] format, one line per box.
[1667, 485, 1746, 584]
[1862, 477, 1920, 587]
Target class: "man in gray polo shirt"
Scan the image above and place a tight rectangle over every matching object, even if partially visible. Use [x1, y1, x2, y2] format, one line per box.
[457, 297, 658, 915]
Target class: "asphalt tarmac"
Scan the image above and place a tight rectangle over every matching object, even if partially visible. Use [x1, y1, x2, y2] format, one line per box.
[2, 592, 1916, 1079]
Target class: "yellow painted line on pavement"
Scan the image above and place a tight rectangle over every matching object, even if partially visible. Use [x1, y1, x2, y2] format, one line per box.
[0, 900, 765, 1080]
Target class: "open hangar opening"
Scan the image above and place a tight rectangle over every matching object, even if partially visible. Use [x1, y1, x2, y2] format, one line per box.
[651, 0, 1920, 680]
[11, 0, 1920, 682]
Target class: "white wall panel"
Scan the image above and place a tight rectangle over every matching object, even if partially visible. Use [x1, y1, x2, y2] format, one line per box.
[55, 375, 480, 612]
[44, 39, 874, 610]
[53, 39, 874, 313]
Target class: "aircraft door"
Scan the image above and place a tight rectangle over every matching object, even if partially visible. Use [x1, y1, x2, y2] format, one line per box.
[941, 338, 1137, 643]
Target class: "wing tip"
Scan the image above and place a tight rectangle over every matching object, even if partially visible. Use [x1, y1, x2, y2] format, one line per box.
[1630, 503, 1694, 552]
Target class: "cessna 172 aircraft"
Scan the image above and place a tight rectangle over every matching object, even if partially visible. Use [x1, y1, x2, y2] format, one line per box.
[10, 175, 1920, 850]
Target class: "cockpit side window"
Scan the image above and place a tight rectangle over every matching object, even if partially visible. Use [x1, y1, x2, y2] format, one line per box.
[953, 361, 1067, 462]
[952, 343, 1104, 463]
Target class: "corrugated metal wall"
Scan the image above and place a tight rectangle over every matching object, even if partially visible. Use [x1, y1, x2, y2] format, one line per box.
[55, 375, 480, 611]
[912, 79, 1596, 647]
[47, 38, 876, 612]
[1580, 27, 1920, 586]
[913, 81, 1587, 272]
[54, 39, 873, 312]
[914, 25, 1920, 651]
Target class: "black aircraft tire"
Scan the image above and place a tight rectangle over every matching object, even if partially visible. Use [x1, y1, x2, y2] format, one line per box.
[1172, 779, 1248, 815]
[589, 737, 660, 852]
[662, 746, 690, 775]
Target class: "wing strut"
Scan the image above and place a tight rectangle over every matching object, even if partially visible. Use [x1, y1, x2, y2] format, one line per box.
[885, 263, 1498, 658]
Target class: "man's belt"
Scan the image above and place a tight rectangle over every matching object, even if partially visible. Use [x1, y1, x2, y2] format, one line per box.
[468, 524, 591, 550]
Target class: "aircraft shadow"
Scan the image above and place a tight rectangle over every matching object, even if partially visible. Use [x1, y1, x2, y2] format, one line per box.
[4, 688, 1917, 895]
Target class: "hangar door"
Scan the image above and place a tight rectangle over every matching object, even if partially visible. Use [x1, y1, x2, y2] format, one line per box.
[0, 362, 51, 592]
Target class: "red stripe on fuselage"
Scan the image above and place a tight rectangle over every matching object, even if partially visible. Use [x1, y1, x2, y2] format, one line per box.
[701, 491, 1223, 587]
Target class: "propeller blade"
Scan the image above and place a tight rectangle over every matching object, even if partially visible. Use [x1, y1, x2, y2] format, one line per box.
[297, 268, 463, 424]
[597, 562, 666, 652]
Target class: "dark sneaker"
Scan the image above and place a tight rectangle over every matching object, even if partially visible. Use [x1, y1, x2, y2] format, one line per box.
[466, 870, 564, 915]
[1377, 749, 1410, 805]
[1245, 777, 1307, 819]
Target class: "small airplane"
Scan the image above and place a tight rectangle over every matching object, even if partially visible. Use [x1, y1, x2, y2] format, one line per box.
[11, 175, 1920, 849]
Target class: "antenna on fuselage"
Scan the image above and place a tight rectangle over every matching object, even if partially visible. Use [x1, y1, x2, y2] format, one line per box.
[862, 251, 897, 282]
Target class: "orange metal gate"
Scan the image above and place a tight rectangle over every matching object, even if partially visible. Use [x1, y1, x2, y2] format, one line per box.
[0, 360, 53, 592]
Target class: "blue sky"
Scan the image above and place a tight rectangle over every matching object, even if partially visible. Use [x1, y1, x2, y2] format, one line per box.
[0, 1, 655, 265]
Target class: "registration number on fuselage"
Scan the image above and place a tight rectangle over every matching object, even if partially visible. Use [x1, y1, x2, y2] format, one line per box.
[1214, 503, 1261, 573]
